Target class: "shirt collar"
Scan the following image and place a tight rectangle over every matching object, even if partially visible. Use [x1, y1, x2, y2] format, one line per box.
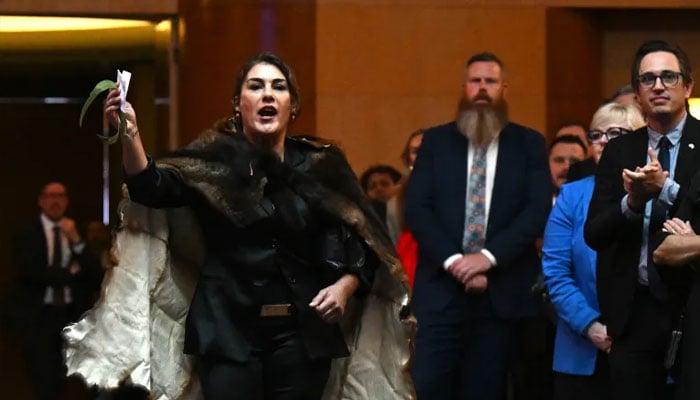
[40, 213, 60, 231]
[647, 112, 687, 149]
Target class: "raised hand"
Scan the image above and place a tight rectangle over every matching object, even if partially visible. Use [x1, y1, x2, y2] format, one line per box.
[623, 147, 669, 208]
[103, 87, 139, 136]
[59, 218, 82, 245]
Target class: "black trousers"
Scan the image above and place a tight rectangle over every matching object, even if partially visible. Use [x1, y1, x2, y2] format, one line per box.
[197, 318, 331, 400]
[553, 351, 611, 400]
[22, 305, 70, 400]
[608, 286, 672, 400]
[411, 292, 514, 400]
[510, 315, 555, 400]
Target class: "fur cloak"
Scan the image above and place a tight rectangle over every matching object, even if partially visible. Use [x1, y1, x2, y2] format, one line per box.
[63, 118, 416, 400]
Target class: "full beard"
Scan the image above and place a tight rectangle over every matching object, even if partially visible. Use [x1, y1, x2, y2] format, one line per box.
[456, 96, 509, 147]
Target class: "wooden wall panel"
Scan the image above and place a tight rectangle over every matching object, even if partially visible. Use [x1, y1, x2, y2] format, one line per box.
[546, 8, 602, 140]
[600, 10, 700, 102]
[315, 0, 700, 8]
[177, 0, 316, 146]
[316, 4, 547, 174]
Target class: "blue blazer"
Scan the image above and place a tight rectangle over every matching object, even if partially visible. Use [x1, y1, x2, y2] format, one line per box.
[542, 176, 600, 375]
[406, 121, 552, 319]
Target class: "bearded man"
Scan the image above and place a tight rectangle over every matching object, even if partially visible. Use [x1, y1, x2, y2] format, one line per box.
[405, 52, 552, 400]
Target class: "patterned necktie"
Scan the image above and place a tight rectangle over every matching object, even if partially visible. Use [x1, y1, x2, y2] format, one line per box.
[463, 146, 488, 253]
[51, 225, 65, 305]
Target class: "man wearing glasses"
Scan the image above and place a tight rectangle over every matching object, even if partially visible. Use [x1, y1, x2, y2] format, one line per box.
[585, 40, 700, 400]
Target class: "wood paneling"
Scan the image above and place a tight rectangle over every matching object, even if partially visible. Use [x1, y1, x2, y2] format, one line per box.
[315, 0, 700, 8]
[599, 9, 700, 101]
[546, 8, 602, 139]
[176, 0, 316, 146]
[316, 4, 547, 174]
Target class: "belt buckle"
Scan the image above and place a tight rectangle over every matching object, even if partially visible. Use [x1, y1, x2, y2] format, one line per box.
[260, 303, 292, 317]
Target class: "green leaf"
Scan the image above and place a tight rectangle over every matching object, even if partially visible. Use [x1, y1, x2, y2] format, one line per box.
[95, 111, 124, 145]
[79, 80, 118, 128]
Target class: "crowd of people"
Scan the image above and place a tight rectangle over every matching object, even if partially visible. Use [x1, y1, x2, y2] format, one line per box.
[4, 38, 700, 400]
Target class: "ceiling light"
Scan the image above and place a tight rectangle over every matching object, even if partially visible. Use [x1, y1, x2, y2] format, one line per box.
[0, 16, 153, 32]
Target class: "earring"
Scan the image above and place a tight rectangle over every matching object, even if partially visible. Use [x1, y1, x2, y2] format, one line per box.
[234, 111, 241, 122]
[291, 113, 297, 121]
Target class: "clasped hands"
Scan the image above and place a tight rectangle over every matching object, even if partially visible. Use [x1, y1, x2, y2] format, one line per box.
[623, 147, 668, 210]
[586, 321, 612, 353]
[447, 253, 491, 293]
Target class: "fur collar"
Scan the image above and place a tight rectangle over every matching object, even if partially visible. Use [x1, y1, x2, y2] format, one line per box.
[157, 119, 399, 279]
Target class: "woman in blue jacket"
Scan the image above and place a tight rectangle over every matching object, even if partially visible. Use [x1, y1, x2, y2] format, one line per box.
[542, 102, 644, 400]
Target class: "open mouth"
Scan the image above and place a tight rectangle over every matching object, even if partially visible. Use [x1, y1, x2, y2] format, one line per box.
[258, 106, 278, 117]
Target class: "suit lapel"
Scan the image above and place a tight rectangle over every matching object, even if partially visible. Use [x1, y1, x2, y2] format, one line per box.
[35, 218, 49, 266]
[446, 123, 468, 231]
[674, 115, 700, 185]
[487, 124, 515, 238]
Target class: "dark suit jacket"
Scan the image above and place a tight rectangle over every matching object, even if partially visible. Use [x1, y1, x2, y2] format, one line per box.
[405, 121, 552, 320]
[566, 157, 597, 183]
[653, 171, 700, 398]
[584, 115, 700, 338]
[5, 218, 101, 333]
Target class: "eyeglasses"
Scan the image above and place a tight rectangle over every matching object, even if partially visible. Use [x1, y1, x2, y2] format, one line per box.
[638, 70, 684, 88]
[587, 127, 633, 142]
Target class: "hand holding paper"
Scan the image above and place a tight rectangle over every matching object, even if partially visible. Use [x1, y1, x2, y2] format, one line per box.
[117, 70, 131, 113]
[79, 70, 133, 144]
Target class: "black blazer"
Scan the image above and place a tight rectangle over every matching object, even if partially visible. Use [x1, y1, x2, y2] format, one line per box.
[584, 115, 700, 337]
[5, 219, 101, 331]
[657, 171, 700, 399]
[405, 121, 552, 319]
[126, 137, 375, 362]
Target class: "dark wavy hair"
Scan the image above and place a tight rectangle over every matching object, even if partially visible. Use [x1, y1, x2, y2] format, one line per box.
[360, 165, 403, 192]
[232, 52, 301, 116]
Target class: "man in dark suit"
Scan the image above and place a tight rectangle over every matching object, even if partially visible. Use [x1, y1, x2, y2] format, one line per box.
[653, 204, 700, 400]
[405, 52, 552, 400]
[584, 40, 699, 400]
[11, 181, 101, 400]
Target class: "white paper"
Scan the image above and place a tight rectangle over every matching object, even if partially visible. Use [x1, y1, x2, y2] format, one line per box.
[117, 70, 132, 113]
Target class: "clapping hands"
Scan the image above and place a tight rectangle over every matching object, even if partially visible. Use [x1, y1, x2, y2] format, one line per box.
[623, 147, 668, 209]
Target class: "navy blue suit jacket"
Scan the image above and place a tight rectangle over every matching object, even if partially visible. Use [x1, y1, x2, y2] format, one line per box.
[405, 121, 552, 319]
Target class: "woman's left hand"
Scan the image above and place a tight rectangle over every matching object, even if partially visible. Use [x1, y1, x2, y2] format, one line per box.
[310, 274, 359, 323]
